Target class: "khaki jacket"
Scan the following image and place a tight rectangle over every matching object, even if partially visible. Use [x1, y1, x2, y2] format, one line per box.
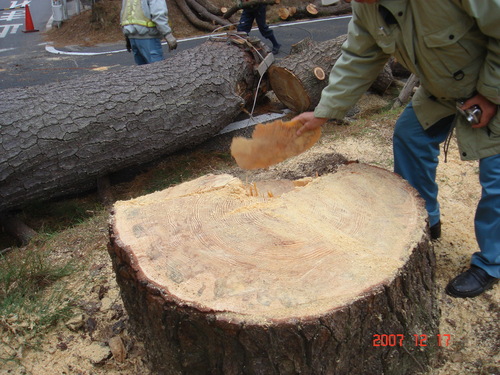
[315, 0, 500, 160]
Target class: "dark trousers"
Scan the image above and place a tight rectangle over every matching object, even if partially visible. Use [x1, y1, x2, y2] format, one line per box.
[237, 5, 278, 46]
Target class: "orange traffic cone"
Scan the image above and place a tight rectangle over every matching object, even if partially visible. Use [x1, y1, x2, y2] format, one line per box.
[22, 4, 39, 33]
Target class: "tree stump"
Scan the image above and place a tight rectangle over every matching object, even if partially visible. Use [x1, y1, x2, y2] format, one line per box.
[108, 162, 440, 374]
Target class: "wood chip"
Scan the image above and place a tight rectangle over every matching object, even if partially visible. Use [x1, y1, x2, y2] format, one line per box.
[230, 119, 321, 169]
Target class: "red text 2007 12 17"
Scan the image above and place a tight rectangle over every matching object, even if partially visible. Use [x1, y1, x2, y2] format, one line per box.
[372, 334, 451, 347]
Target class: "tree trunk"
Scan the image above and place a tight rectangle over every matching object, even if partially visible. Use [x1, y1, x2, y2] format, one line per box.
[174, 0, 219, 31]
[108, 162, 440, 375]
[0, 38, 267, 213]
[185, 0, 232, 28]
[269, 36, 394, 112]
[311, 1, 352, 17]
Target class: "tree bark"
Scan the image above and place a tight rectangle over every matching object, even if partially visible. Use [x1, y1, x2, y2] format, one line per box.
[269, 36, 394, 112]
[185, 0, 232, 27]
[311, 1, 352, 17]
[194, 0, 224, 16]
[108, 162, 440, 375]
[269, 36, 346, 112]
[174, 0, 218, 31]
[0, 38, 266, 213]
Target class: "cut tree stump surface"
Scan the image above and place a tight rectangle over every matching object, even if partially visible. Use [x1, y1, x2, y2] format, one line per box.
[110, 163, 426, 324]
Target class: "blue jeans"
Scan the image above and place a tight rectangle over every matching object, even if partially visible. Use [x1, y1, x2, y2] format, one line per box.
[129, 37, 164, 65]
[393, 102, 500, 278]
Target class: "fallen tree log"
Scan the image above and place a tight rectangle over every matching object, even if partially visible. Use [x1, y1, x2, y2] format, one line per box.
[269, 36, 394, 112]
[185, 0, 232, 28]
[174, 0, 218, 31]
[0, 37, 268, 213]
[223, 0, 279, 20]
[278, 1, 351, 20]
[108, 162, 440, 374]
[311, 1, 352, 16]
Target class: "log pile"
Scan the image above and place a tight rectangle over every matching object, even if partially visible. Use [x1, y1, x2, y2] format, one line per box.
[173, 0, 352, 32]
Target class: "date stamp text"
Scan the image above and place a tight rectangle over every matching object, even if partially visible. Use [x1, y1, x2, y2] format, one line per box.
[372, 334, 451, 347]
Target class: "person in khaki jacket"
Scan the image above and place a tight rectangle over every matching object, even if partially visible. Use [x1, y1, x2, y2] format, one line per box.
[121, 0, 177, 65]
[293, 0, 499, 298]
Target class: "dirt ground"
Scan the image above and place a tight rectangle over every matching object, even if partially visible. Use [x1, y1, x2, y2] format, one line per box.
[1, 1, 499, 374]
[42, 0, 305, 47]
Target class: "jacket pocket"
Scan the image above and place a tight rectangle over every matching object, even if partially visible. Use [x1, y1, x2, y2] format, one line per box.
[422, 20, 485, 75]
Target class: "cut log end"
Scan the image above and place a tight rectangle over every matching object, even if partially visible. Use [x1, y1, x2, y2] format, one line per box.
[306, 3, 318, 15]
[313, 66, 326, 80]
[278, 7, 290, 19]
[268, 66, 311, 112]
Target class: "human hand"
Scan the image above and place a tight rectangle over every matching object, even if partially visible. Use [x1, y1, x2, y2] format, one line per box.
[461, 93, 497, 129]
[292, 112, 328, 136]
[165, 33, 178, 51]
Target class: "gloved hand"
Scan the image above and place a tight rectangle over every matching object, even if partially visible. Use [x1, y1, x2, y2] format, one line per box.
[125, 36, 132, 53]
[165, 33, 178, 51]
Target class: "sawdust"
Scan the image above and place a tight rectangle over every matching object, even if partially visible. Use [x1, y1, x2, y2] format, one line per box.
[230, 119, 322, 169]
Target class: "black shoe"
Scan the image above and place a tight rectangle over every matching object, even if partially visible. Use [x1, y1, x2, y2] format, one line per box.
[272, 44, 281, 55]
[430, 221, 441, 240]
[445, 266, 498, 298]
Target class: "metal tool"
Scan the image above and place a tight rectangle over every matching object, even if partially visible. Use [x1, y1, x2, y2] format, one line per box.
[456, 101, 482, 125]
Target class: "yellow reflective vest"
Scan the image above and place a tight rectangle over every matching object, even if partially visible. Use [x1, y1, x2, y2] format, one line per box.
[120, 0, 171, 38]
[121, 0, 155, 28]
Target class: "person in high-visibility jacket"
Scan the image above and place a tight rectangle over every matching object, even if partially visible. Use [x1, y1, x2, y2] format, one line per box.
[293, 0, 499, 298]
[120, 0, 177, 65]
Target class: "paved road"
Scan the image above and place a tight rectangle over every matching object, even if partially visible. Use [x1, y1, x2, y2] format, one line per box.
[0, 10, 351, 89]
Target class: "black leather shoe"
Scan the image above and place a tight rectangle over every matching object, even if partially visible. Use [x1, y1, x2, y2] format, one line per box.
[446, 266, 498, 298]
[430, 221, 441, 240]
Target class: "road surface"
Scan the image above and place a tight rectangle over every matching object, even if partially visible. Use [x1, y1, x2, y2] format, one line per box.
[0, 1, 350, 89]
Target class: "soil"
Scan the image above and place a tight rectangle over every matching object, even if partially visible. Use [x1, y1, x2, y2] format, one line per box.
[42, 0, 301, 47]
[1, 1, 499, 375]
